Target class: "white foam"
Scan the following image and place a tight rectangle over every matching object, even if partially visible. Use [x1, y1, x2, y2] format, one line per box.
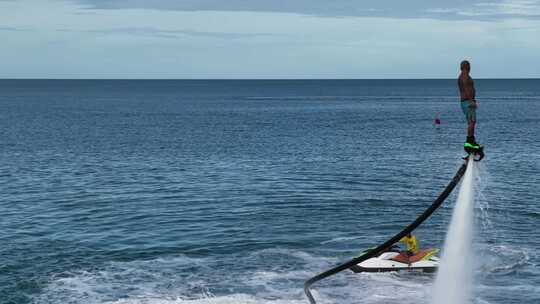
[477, 244, 531, 274]
[34, 249, 437, 304]
[110, 294, 307, 304]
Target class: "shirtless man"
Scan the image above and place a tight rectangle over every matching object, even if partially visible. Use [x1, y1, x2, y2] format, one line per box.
[458, 60, 478, 145]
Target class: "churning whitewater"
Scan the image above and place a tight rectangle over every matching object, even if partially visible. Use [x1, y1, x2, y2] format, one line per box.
[432, 159, 477, 304]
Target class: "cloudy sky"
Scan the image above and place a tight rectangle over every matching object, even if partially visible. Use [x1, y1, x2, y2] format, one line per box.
[1, 0, 539, 78]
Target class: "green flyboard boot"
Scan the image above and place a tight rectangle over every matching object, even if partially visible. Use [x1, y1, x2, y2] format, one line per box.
[464, 136, 484, 161]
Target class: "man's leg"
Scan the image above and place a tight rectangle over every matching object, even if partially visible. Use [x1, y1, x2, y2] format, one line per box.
[468, 121, 475, 138]
[405, 251, 413, 265]
[466, 101, 477, 142]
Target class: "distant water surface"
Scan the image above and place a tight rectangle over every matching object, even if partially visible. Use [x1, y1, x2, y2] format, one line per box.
[1, 79, 539, 304]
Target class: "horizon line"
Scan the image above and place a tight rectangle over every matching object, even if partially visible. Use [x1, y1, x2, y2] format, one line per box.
[1, 77, 540, 81]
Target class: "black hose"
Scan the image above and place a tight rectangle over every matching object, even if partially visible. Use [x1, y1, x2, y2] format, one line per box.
[304, 163, 467, 304]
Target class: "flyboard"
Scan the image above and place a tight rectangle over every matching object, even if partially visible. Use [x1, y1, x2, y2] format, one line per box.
[303, 145, 484, 304]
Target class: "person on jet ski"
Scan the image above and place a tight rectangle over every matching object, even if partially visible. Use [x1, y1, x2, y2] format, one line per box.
[399, 233, 419, 257]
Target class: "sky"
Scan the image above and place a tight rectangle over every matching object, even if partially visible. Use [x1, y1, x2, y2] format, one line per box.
[1, 0, 539, 79]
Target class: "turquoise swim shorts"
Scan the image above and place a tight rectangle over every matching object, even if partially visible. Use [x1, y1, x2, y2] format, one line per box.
[460, 100, 476, 123]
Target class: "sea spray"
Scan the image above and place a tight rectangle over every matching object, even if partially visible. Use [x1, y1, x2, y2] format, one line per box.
[432, 159, 477, 304]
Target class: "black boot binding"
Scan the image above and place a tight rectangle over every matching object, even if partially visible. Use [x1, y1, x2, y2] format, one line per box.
[463, 136, 485, 161]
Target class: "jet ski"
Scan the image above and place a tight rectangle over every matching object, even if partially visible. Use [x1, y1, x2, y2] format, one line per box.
[349, 247, 439, 273]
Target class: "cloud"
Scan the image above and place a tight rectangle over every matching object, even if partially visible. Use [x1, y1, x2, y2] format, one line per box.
[56, 26, 273, 39]
[0, 26, 28, 31]
[429, 0, 540, 18]
[473, 0, 540, 16]
[1, 0, 539, 78]
[73, 0, 540, 20]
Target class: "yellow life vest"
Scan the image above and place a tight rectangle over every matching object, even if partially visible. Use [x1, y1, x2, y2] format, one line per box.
[400, 235, 419, 254]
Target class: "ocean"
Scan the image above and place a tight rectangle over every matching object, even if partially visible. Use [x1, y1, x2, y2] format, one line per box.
[1, 79, 539, 304]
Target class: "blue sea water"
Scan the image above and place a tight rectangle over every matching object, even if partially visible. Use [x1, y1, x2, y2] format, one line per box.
[1, 79, 539, 304]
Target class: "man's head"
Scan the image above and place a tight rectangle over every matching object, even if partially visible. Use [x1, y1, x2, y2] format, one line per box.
[460, 60, 471, 73]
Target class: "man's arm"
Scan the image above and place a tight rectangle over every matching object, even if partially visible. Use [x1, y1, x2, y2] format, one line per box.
[471, 79, 476, 102]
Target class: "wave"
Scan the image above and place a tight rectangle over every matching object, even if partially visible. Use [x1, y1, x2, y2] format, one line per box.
[32, 249, 436, 304]
[32, 242, 538, 304]
[320, 236, 363, 245]
[476, 244, 533, 275]
[110, 294, 307, 304]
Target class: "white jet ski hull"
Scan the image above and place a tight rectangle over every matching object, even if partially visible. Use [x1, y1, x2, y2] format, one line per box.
[350, 251, 439, 273]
